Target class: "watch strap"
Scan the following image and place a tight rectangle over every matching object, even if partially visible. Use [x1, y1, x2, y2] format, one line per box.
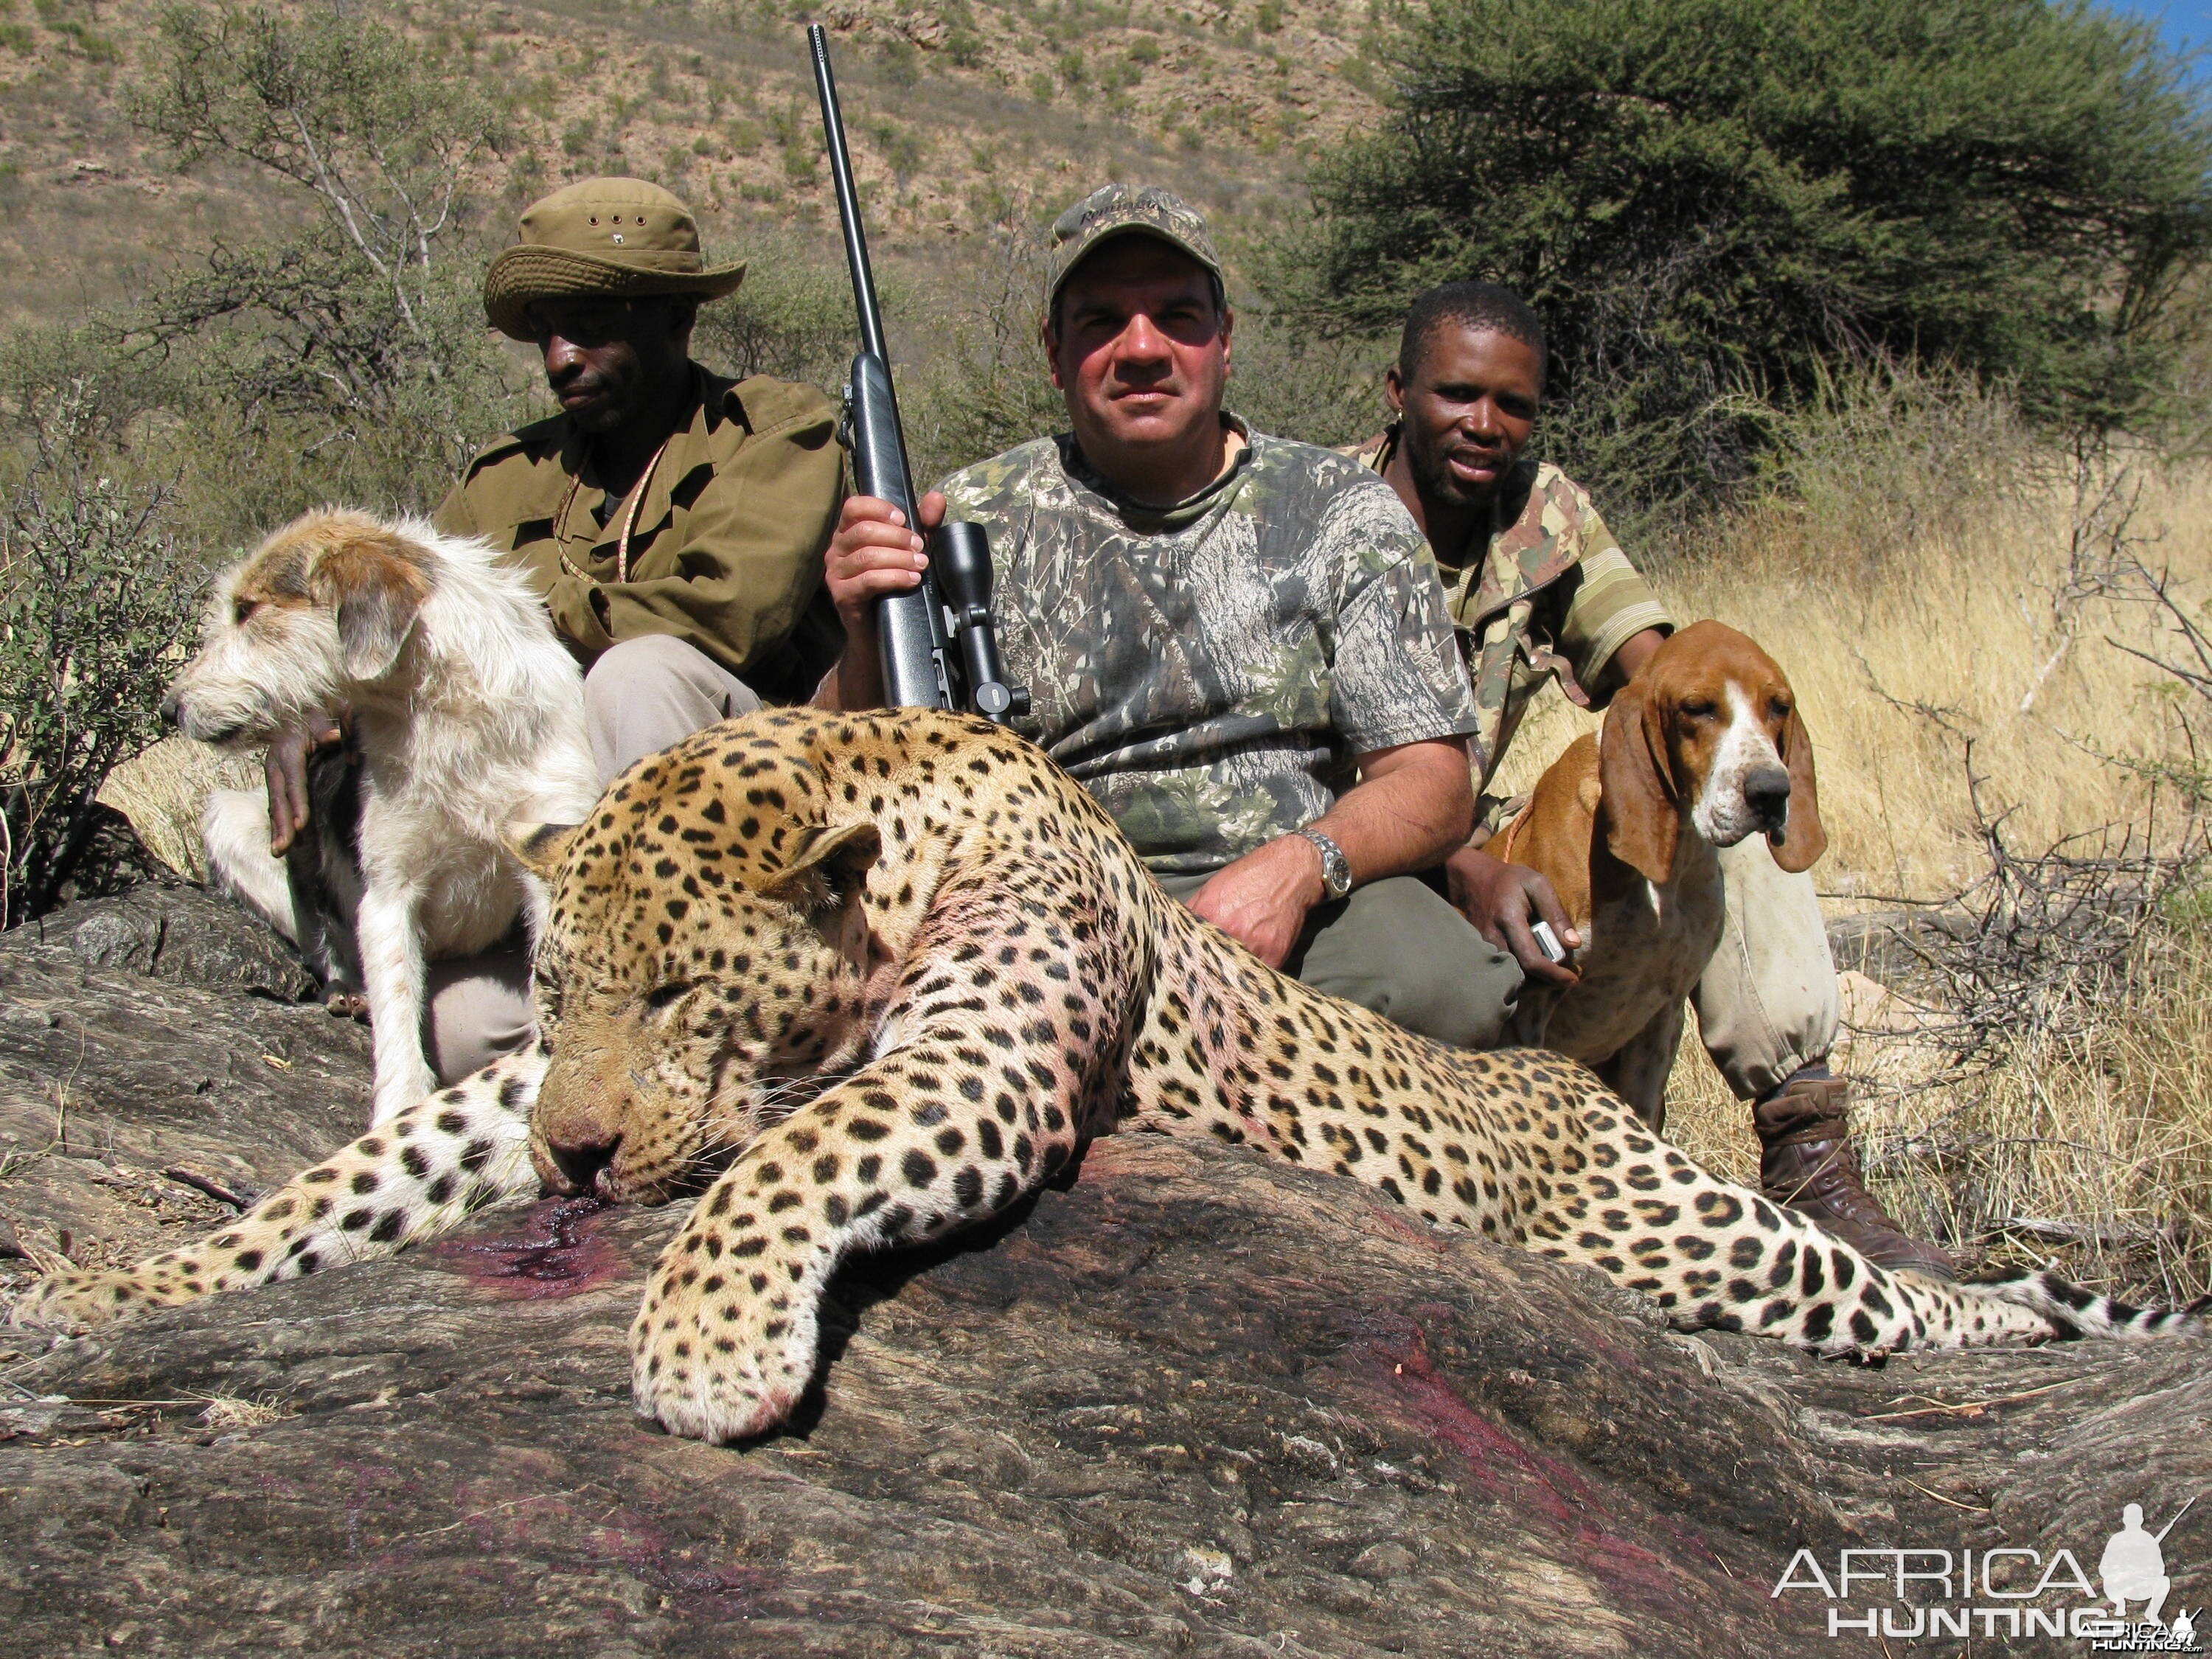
[1295, 826, 1353, 900]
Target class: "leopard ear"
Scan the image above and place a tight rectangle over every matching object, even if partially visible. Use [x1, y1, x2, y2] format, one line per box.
[763, 819, 881, 908]
[504, 821, 581, 881]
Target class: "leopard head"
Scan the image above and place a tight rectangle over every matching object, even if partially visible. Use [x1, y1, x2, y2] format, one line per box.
[507, 718, 883, 1204]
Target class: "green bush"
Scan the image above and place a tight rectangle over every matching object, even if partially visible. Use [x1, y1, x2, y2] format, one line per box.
[689, 234, 854, 391]
[0, 383, 209, 923]
[877, 38, 919, 88]
[1286, 0, 2212, 526]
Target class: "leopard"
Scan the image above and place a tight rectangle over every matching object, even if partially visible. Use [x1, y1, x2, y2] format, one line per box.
[15, 708, 2206, 1444]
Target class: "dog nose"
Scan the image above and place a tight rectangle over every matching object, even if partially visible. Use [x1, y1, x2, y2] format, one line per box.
[1745, 765, 1791, 829]
[159, 689, 182, 727]
[545, 1131, 622, 1199]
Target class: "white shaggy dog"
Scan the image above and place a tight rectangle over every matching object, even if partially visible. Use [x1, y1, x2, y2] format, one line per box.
[170, 507, 599, 1124]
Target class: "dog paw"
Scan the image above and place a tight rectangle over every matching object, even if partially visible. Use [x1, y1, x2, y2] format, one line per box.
[627, 1242, 819, 1443]
[10, 1269, 160, 1331]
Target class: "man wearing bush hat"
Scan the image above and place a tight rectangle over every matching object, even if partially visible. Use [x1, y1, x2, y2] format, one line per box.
[444, 175, 844, 773]
[265, 176, 844, 1089]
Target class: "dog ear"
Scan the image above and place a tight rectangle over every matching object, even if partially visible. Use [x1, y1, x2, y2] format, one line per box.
[504, 821, 582, 881]
[1598, 681, 1680, 884]
[1769, 704, 1828, 873]
[313, 532, 430, 680]
[762, 819, 882, 909]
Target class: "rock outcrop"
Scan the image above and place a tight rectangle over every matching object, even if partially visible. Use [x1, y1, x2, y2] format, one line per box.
[0, 891, 2203, 1656]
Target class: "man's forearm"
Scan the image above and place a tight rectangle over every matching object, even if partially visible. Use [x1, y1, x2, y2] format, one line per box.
[1304, 743, 1474, 887]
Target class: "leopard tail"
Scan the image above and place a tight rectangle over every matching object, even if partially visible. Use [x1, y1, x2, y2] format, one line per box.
[1535, 1089, 2205, 1358]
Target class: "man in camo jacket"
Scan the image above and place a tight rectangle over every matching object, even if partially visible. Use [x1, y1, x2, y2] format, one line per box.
[819, 185, 1527, 1048]
[1349, 279, 1953, 1279]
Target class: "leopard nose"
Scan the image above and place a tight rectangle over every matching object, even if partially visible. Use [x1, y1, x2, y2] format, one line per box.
[1745, 765, 1791, 830]
[546, 1131, 622, 1199]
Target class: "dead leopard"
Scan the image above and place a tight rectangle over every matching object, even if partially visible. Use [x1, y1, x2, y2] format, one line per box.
[16, 709, 2206, 1443]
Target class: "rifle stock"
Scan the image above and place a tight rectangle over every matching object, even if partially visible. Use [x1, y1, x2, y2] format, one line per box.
[808, 24, 1026, 722]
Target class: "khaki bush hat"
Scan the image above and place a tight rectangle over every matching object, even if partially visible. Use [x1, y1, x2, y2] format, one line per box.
[1046, 183, 1225, 310]
[484, 178, 747, 341]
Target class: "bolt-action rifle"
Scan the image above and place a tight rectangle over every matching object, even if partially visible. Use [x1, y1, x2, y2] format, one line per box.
[807, 24, 1028, 723]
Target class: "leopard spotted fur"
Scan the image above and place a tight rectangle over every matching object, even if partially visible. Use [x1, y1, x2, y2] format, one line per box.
[16, 709, 2205, 1442]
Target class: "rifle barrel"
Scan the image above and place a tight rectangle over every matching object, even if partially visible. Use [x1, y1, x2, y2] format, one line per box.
[807, 24, 889, 365]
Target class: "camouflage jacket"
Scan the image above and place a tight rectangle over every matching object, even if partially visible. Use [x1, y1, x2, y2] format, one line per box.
[1346, 428, 1672, 821]
[938, 421, 1480, 877]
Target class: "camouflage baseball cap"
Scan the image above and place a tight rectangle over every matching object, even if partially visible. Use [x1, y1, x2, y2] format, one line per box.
[483, 178, 747, 341]
[1046, 184, 1225, 310]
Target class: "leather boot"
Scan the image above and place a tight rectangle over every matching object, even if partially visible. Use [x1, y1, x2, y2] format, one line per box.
[1754, 1071, 1956, 1281]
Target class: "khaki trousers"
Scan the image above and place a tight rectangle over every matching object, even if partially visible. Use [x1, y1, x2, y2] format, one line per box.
[583, 633, 764, 781]
[1692, 835, 1841, 1100]
[422, 634, 761, 1085]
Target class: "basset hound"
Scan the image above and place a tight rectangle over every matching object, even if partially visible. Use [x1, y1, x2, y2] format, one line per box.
[1490, 619, 1826, 1127]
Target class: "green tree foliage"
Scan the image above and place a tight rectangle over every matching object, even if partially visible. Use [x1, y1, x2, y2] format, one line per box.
[125, 2, 526, 521]
[1290, 0, 2212, 521]
[688, 232, 855, 393]
[0, 383, 209, 923]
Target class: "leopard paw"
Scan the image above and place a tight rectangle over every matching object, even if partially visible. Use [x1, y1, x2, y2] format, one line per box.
[627, 1243, 819, 1443]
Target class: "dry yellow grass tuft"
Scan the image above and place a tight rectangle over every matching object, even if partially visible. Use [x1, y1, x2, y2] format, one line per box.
[1493, 439, 2212, 1303]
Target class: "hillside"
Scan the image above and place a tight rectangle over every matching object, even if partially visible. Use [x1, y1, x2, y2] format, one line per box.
[0, 0, 1383, 323]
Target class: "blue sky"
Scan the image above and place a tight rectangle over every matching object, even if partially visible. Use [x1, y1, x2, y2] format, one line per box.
[2108, 0, 2212, 61]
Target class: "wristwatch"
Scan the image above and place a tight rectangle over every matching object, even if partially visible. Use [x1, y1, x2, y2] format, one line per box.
[1295, 827, 1354, 900]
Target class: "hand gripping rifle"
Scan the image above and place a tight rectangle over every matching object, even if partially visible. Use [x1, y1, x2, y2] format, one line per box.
[807, 24, 1029, 723]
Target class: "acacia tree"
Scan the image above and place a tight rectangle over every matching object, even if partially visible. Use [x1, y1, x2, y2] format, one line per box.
[1290, 0, 2212, 521]
[128, 3, 516, 493]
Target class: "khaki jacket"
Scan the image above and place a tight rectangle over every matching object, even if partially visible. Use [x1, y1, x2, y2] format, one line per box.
[434, 366, 844, 702]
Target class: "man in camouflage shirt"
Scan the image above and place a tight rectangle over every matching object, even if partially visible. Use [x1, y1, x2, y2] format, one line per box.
[1352, 280, 1952, 1278]
[821, 186, 1522, 1047]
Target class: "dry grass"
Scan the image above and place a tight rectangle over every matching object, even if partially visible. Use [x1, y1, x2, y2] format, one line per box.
[1493, 456, 2212, 898]
[1492, 431, 2212, 1303]
[1664, 945, 2212, 1306]
[192, 1391, 291, 1431]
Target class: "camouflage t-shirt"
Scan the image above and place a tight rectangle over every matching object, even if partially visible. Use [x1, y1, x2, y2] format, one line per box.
[937, 423, 1481, 877]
